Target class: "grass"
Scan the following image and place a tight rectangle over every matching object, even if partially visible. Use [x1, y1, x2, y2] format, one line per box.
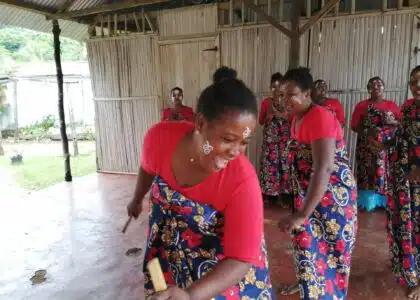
[0, 152, 97, 190]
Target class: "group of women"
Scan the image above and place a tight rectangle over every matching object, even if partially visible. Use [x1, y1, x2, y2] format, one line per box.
[126, 65, 420, 300]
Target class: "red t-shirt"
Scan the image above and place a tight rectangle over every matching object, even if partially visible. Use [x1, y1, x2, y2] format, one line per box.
[160, 106, 194, 122]
[350, 99, 401, 130]
[141, 121, 263, 264]
[323, 98, 346, 125]
[291, 105, 343, 144]
[401, 98, 415, 110]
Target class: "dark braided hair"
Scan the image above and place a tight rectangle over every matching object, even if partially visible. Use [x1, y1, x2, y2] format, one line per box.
[270, 72, 283, 85]
[283, 67, 313, 91]
[196, 67, 257, 122]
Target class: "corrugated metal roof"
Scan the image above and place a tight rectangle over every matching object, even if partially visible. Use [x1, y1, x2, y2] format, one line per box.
[67, 0, 109, 12]
[0, 4, 89, 41]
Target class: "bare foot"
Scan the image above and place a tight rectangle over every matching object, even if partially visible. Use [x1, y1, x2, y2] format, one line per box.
[408, 286, 420, 299]
[278, 283, 299, 296]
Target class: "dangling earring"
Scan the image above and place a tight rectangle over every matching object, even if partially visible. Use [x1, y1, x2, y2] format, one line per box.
[203, 140, 214, 155]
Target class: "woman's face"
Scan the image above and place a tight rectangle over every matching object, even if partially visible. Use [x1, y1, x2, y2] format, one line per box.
[368, 79, 384, 99]
[409, 70, 420, 101]
[171, 89, 183, 106]
[271, 80, 282, 98]
[195, 111, 256, 173]
[313, 80, 327, 101]
[283, 80, 312, 116]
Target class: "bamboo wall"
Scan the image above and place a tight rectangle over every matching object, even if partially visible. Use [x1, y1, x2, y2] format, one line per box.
[87, 35, 159, 173]
[87, 4, 420, 174]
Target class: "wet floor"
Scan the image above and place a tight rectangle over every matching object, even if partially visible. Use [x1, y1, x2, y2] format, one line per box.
[0, 173, 406, 300]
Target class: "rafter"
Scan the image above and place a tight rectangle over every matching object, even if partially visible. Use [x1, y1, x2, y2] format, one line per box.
[57, 0, 79, 13]
[50, 0, 170, 19]
[298, 0, 340, 36]
[241, 0, 293, 38]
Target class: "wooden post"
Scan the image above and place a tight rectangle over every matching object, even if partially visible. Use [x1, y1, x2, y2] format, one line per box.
[52, 20, 72, 182]
[289, 0, 302, 69]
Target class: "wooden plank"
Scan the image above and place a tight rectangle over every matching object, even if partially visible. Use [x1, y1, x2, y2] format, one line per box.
[229, 0, 234, 25]
[142, 8, 146, 33]
[397, 0, 403, 9]
[289, 0, 301, 68]
[51, 0, 169, 19]
[306, 0, 311, 17]
[57, 0, 78, 13]
[382, 0, 387, 11]
[279, 0, 283, 21]
[133, 12, 140, 32]
[299, 0, 340, 36]
[351, 0, 355, 14]
[242, 0, 293, 37]
[144, 12, 154, 32]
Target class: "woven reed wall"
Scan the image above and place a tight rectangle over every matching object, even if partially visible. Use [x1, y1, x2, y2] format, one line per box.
[87, 35, 160, 173]
[87, 4, 419, 174]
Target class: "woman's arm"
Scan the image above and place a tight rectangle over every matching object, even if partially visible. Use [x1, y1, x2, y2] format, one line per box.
[187, 259, 250, 299]
[127, 167, 155, 218]
[301, 138, 335, 218]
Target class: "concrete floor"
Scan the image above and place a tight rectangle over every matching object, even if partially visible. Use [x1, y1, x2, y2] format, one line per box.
[0, 173, 407, 300]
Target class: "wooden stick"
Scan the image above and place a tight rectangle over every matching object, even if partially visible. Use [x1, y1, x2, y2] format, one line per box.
[147, 258, 168, 292]
[121, 216, 132, 233]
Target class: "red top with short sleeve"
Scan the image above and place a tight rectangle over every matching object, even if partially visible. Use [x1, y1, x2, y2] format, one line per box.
[350, 99, 401, 130]
[401, 98, 415, 110]
[323, 98, 346, 125]
[141, 121, 263, 264]
[160, 106, 194, 122]
[291, 105, 343, 144]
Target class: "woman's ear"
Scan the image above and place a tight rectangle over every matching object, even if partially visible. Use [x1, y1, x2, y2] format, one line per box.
[194, 113, 205, 133]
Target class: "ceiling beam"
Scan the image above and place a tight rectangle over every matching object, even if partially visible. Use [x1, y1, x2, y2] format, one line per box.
[241, 0, 293, 38]
[49, 0, 170, 20]
[0, 0, 56, 16]
[298, 0, 340, 36]
[57, 0, 79, 13]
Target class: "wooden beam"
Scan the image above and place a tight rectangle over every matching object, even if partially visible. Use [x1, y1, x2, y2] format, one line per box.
[50, 0, 169, 19]
[0, 0, 55, 16]
[52, 20, 72, 183]
[144, 12, 154, 32]
[298, 0, 340, 36]
[57, 0, 78, 13]
[242, 0, 293, 38]
[289, 0, 301, 68]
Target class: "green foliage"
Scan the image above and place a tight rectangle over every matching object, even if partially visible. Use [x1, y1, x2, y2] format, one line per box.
[21, 115, 56, 141]
[0, 26, 86, 63]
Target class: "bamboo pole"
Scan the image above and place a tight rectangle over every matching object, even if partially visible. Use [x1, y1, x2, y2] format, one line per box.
[13, 79, 18, 142]
[52, 20, 72, 182]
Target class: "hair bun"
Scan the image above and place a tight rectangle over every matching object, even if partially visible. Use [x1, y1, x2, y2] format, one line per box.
[212, 66, 238, 83]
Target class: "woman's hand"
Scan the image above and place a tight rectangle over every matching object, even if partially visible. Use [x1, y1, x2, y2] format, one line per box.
[127, 198, 142, 219]
[150, 287, 190, 300]
[278, 212, 307, 233]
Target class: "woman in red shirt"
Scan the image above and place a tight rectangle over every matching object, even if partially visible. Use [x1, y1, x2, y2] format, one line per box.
[350, 77, 400, 212]
[127, 67, 274, 300]
[385, 66, 420, 298]
[312, 79, 346, 126]
[161, 87, 194, 122]
[258, 72, 292, 207]
[279, 68, 357, 300]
